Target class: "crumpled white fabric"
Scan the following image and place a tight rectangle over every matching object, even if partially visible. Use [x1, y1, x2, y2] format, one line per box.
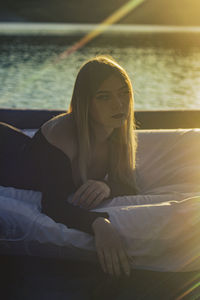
[0, 129, 200, 272]
[97, 194, 200, 272]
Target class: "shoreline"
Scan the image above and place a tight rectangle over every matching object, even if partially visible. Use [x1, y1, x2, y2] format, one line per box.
[1, 23, 200, 36]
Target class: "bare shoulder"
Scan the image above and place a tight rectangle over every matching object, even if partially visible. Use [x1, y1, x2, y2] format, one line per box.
[41, 113, 77, 161]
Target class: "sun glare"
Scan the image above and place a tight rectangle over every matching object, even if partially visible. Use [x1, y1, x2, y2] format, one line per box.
[175, 274, 200, 299]
[56, 0, 147, 61]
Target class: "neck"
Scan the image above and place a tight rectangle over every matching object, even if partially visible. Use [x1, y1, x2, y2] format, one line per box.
[90, 120, 113, 145]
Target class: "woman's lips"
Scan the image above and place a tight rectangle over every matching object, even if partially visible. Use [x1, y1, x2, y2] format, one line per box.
[112, 113, 125, 119]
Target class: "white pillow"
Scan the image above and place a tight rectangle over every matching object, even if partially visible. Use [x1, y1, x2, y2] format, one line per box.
[136, 129, 200, 194]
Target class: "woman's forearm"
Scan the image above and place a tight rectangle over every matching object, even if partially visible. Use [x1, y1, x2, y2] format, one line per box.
[41, 193, 109, 235]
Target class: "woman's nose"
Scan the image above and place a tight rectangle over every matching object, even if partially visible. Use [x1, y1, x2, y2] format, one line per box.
[115, 95, 123, 108]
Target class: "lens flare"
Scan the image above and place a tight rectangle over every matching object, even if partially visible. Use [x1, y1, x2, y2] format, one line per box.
[55, 0, 147, 61]
[175, 274, 200, 299]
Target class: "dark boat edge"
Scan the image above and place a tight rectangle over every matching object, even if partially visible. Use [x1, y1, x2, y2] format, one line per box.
[1, 108, 200, 129]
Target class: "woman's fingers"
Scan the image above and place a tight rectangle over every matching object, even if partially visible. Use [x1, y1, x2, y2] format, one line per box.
[72, 180, 110, 208]
[104, 251, 113, 276]
[74, 188, 105, 209]
[93, 218, 131, 277]
[103, 249, 125, 277]
[118, 248, 131, 276]
[72, 182, 101, 206]
[71, 182, 90, 204]
[97, 249, 106, 273]
[81, 189, 101, 208]
[99, 249, 130, 277]
[111, 250, 121, 277]
[87, 193, 105, 209]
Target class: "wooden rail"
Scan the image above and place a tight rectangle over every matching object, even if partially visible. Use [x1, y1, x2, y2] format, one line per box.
[0, 108, 200, 129]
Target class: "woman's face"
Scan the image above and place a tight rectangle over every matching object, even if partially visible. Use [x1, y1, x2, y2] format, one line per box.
[89, 74, 131, 129]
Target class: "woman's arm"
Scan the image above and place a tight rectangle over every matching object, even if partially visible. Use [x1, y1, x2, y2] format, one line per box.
[41, 190, 109, 235]
[32, 131, 131, 274]
[70, 179, 111, 209]
[69, 176, 138, 210]
[92, 217, 131, 277]
[36, 138, 109, 235]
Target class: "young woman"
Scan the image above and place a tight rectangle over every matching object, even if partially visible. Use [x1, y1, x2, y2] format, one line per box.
[0, 56, 138, 277]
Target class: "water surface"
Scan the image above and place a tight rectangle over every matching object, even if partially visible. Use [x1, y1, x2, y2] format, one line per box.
[0, 23, 200, 110]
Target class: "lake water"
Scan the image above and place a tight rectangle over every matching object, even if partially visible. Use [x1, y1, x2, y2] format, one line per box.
[0, 23, 200, 110]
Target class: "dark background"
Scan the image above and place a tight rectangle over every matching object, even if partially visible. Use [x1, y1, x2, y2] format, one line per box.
[0, 0, 200, 25]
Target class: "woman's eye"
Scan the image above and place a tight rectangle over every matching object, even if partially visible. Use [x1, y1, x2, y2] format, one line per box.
[96, 95, 110, 101]
[119, 90, 130, 98]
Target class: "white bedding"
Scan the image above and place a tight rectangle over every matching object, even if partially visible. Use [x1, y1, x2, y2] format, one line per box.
[0, 129, 200, 272]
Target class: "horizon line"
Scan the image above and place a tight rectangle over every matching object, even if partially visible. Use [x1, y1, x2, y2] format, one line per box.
[0, 22, 200, 36]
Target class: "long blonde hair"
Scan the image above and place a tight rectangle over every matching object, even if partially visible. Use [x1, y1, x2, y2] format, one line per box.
[68, 55, 138, 194]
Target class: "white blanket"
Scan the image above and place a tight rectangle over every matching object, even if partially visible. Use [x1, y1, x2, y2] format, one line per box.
[0, 129, 200, 272]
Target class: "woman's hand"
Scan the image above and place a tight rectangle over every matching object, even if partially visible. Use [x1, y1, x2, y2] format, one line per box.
[71, 179, 111, 209]
[92, 217, 131, 277]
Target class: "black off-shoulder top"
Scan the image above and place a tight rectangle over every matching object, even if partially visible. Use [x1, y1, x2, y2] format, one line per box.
[0, 122, 136, 235]
[24, 128, 110, 235]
